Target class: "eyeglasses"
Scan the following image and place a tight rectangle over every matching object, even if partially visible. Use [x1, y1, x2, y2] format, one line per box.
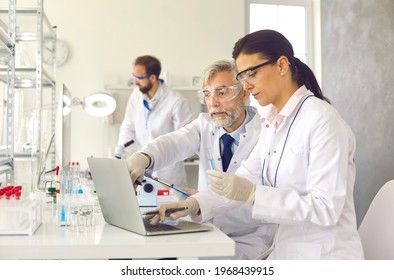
[132, 73, 151, 80]
[197, 85, 241, 105]
[236, 57, 279, 85]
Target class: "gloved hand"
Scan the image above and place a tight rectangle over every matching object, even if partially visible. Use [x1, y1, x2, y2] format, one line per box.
[180, 187, 198, 196]
[146, 197, 200, 225]
[126, 152, 150, 186]
[114, 145, 125, 159]
[207, 170, 256, 205]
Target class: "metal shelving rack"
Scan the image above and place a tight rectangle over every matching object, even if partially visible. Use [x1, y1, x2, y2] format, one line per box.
[0, 0, 15, 186]
[0, 0, 56, 190]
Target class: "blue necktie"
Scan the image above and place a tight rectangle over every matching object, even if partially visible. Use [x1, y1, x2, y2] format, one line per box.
[143, 100, 152, 112]
[221, 134, 234, 172]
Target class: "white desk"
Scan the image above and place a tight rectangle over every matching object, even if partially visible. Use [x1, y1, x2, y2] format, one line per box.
[0, 213, 235, 260]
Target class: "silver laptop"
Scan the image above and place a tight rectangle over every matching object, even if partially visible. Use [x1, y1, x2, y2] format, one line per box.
[87, 157, 212, 236]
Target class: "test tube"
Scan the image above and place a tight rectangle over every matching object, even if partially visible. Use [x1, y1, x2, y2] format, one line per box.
[58, 170, 67, 226]
[69, 206, 79, 231]
[207, 147, 217, 170]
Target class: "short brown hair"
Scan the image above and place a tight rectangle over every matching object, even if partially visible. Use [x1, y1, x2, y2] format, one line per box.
[134, 55, 161, 78]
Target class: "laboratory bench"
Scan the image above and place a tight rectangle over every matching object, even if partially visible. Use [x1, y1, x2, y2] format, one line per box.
[0, 210, 235, 260]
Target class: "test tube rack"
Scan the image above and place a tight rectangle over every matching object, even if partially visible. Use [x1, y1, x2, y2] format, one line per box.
[0, 198, 42, 235]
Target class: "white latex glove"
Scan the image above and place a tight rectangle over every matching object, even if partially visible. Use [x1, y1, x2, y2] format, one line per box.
[180, 187, 198, 196]
[207, 170, 256, 205]
[126, 152, 150, 185]
[146, 197, 200, 225]
[114, 145, 124, 159]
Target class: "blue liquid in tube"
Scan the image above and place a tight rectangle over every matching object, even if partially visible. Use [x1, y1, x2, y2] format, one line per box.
[207, 147, 216, 170]
[208, 159, 216, 170]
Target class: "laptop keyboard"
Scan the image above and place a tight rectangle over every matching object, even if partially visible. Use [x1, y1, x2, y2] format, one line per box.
[144, 220, 180, 232]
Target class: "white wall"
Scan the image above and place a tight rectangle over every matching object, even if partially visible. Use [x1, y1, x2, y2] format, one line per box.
[39, 0, 245, 168]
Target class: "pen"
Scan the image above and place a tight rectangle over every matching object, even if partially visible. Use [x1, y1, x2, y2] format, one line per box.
[124, 139, 135, 148]
[154, 176, 172, 187]
[143, 207, 188, 216]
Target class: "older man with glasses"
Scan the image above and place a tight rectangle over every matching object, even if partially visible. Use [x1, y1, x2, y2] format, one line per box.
[116, 55, 194, 188]
[126, 60, 274, 259]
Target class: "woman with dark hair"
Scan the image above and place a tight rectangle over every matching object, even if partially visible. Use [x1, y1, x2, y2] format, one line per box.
[207, 30, 364, 259]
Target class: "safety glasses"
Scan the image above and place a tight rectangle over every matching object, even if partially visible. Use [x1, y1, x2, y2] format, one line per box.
[236, 57, 279, 85]
[197, 85, 241, 105]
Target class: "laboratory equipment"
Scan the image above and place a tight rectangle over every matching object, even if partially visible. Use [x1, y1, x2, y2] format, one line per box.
[55, 164, 96, 230]
[0, 186, 42, 235]
[136, 177, 158, 207]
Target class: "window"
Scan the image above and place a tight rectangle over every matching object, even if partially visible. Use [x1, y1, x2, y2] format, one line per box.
[246, 0, 316, 66]
[245, 0, 321, 112]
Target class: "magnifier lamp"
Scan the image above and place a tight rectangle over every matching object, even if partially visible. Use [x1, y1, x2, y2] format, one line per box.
[56, 85, 118, 170]
[63, 92, 116, 117]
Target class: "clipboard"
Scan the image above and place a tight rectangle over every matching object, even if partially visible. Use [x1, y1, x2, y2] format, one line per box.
[144, 174, 190, 197]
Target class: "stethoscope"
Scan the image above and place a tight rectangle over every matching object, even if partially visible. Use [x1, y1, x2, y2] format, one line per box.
[261, 94, 314, 188]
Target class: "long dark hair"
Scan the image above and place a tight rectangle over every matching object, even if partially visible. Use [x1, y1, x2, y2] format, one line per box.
[232, 30, 330, 103]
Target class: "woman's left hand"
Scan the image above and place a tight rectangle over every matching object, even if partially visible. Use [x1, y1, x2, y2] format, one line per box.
[207, 170, 256, 205]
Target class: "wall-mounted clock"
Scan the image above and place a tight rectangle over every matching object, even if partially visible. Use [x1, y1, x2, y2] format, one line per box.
[43, 39, 70, 67]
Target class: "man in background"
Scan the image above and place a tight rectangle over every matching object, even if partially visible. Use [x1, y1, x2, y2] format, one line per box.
[116, 55, 193, 187]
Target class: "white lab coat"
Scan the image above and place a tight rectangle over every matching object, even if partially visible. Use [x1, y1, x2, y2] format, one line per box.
[235, 88, 364, 259]
[142, 106, 261, 190]
[118, 83, 194, 187]
[142, 106, 275, 259]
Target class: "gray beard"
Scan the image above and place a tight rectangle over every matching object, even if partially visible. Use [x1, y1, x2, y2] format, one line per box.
[210, 103, 243, 128]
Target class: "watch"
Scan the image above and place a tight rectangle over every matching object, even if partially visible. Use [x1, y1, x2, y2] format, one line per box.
[43, 39, 70, 66]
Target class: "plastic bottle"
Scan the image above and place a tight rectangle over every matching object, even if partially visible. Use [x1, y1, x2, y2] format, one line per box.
[75, 162, 83, 194]
[57, 169, 68, 226]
